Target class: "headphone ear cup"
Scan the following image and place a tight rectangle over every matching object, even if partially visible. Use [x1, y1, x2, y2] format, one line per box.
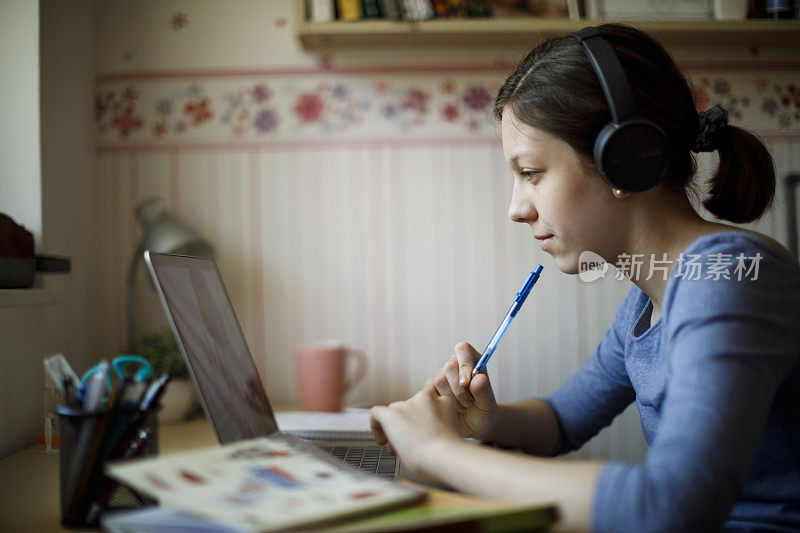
[594, 120, 671, 193]
[594, 123, 621, 188]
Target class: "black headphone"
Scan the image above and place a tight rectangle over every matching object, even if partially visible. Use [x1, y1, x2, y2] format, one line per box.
[568, 27, 670, 193]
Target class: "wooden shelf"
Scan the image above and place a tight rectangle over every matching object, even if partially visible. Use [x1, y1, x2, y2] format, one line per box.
[295, 13, 800, 49]
[0, 289, 58, 308]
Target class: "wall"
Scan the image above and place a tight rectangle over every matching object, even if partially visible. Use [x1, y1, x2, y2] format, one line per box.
[0, 0, 97, 458]
[0, 0, 42, 242]
[91, 0, 800, 463]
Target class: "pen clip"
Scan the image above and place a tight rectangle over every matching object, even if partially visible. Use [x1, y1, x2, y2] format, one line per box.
[515, 265, 543, 308]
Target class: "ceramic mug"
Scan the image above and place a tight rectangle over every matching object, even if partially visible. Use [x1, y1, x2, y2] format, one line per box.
[294, 341, 368, 412]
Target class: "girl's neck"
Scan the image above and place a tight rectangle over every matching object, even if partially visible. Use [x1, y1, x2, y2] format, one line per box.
[622, 193, 727, 321]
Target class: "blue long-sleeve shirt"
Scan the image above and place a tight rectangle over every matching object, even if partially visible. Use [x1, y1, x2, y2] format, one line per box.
[545, 232, 800, 532]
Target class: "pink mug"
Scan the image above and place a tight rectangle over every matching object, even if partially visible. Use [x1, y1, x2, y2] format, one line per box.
[294, 341, 368, 412]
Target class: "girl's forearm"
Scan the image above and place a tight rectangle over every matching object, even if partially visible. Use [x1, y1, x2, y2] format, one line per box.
[480, 398, 560, 456]
[421, 438, 602, 532]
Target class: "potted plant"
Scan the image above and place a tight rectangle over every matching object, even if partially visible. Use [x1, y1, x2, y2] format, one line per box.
[127, 330, 198, 422]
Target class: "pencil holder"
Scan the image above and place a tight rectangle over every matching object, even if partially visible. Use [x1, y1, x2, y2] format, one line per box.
[57, 405, 159, 528]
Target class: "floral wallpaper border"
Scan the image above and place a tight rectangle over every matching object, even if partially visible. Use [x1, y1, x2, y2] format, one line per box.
[95, 68, 800, 148]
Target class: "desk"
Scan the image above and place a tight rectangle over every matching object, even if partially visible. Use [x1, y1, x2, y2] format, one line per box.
[0, 417, 556, 532]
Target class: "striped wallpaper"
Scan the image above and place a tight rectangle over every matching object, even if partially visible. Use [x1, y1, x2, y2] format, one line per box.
[93, 135, 799, 463]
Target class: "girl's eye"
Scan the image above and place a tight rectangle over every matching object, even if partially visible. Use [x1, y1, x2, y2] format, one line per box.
[520, 168, 540, 182]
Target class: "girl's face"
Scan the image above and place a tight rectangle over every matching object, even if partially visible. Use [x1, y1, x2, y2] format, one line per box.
[501, 108, 624, 274]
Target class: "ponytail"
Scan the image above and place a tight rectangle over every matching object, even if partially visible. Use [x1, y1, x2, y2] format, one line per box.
[703, 126, 776, 224]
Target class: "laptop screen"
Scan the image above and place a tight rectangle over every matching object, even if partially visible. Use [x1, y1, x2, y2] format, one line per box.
[144, 252, 279, 443]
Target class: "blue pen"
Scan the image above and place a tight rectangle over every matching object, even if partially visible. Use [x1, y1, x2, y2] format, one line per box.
[472, 265, 543, 376]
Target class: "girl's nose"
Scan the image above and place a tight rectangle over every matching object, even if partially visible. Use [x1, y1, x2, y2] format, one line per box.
[508, 180, 536, 223]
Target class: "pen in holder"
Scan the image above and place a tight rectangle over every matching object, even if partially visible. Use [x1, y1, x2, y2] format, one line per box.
[57, 404, 159, 528]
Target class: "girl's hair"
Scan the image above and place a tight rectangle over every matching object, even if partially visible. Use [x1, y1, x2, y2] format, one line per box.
[494, 23, 775, 224]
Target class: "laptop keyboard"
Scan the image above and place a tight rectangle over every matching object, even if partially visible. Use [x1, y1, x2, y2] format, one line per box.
[318, 445, 397, 477]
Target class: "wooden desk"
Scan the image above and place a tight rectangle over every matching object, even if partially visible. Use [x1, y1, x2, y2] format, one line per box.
[0, 417, 554, 532]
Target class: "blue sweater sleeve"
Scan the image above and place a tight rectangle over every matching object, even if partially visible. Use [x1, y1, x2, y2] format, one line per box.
[545, 288, 638, 455]
[593, 235, 800, 532]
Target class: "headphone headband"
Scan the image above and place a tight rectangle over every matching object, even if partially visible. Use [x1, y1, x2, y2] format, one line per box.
[569, 27, 638, 124]
[565, 26, 670, 192]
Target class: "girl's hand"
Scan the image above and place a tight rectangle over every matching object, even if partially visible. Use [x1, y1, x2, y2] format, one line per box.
[370, 388, 463, 478]
[369, 342, 498, 478]
[431, 342, 498, 440]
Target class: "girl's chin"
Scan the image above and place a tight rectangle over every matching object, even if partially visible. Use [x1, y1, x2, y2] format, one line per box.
[552, 253, 581, 275]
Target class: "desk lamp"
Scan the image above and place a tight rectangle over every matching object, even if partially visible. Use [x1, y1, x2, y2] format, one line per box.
[126, 197, 214, 346]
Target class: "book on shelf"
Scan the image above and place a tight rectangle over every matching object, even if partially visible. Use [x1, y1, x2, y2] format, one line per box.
[466, 0, 492, 18]
[336, 0, 364, 20]
[378, 0, 402, 19]
[310, 0, 335, 22]
[362, 0, 382, 18]
[399, 0, 435, 20]
[431, 0, 452, 18]
[567, 0, 581, 20]
[491, 0, 571, 19]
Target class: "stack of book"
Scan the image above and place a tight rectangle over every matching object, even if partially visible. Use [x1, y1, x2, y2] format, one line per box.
[308, 0, 495, 22]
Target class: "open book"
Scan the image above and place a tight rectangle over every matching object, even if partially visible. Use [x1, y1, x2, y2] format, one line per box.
[105, 435, 424, 532]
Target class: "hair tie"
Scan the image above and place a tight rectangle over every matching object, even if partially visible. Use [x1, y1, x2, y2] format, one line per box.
[692, 104, 729, 153]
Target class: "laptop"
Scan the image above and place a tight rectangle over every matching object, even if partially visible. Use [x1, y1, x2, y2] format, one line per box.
[143, 251, 403, 479]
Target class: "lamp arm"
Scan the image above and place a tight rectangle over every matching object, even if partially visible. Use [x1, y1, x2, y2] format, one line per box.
[126, 243, 145, 348]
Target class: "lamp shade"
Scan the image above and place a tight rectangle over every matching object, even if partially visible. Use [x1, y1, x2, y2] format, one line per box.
[127, 197, 215, 345]
[136, 197, 214, 257]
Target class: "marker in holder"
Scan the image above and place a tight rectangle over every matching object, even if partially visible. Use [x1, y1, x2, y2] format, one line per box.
[57, 405, 159, 528]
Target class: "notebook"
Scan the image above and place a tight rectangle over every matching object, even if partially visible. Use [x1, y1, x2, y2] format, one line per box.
[142, 252, 403, 479]
[274, 410, 373, 441]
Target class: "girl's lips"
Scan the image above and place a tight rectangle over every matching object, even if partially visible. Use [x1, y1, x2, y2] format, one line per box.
[539, 236, 554, 251]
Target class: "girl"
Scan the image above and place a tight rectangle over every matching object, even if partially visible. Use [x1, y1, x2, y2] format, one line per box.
[369, 24, 800, 532]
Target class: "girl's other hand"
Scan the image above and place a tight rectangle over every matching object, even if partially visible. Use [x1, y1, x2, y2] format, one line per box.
[430, 342, 498, 440]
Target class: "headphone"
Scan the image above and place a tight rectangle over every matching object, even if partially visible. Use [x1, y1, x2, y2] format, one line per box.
[568, 27, 671, 193]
